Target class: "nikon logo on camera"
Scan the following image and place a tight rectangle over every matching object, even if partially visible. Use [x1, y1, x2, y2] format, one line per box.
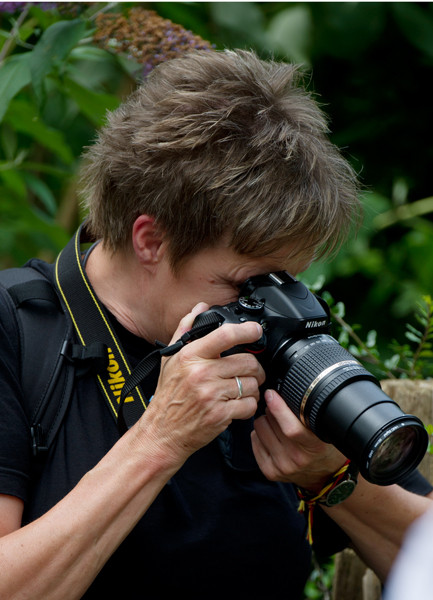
[106, 348, 134, 404]
[305, 319, 327, 328]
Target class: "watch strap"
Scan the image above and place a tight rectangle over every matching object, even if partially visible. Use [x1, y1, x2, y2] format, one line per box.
[319, 461, 359, 507]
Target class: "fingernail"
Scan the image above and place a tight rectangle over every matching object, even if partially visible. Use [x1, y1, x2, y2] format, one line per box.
[264, 389, 274, 404]
[191, 302, 207, 316]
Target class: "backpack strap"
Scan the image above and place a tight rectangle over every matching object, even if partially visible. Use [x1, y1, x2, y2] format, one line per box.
[0, 266, 75, 457]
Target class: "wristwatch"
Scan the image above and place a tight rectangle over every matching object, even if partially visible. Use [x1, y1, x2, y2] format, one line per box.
[319, 462, 359, 507]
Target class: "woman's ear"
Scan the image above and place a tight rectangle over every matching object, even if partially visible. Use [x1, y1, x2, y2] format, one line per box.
[132, 215, 165, 265]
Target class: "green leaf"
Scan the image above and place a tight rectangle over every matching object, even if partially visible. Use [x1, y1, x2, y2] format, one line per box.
[0, 123, 18, 161]
[0, 211, 70, 268]
[321, 290, 334, 305]
[420, 348, 433, 358]
[406, 323, 423, 338]
[209, 2, 268, 47]
[16, 15, 40, 44]
[334, 301, 346, 319]
[267, 5, 313, 65]
[63, 76, 120, 127]
[0, 169, 27, 199]
[20, 161, 70, 177]
[23, 172, 57, 217]
[414, 311, 428, 328]
[29, 18, 87, 103]
[210, 2, 264, 32]
[0, 53, 31, 122]
[366, 330, 377, 348]
[300, 273, 325, 292]
[338, 329, 349, 347]
[4, 99, 74, 164]
[69, 45, 118, 63]
[348, 345, 361, 357]
[384, 354, 400, 370]
[405, 331, 422, 344]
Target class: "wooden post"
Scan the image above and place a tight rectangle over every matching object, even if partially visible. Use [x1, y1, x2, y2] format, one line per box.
[332, 549, 367, 600]
[381, 379, 433, 484]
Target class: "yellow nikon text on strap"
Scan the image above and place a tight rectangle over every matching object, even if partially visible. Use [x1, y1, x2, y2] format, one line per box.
[107, 348, 134, 404]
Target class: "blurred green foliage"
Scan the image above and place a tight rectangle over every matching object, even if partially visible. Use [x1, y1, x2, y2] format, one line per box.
[325, 289, 433, 381]
[0, 1, 432, 358]
[0, 2, 135, 265]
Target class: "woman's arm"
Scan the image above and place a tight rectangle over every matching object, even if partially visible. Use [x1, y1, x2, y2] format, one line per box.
[0, 422, 180, 600]
[322, 476, 432, 580]
[0, 318, 265, 600]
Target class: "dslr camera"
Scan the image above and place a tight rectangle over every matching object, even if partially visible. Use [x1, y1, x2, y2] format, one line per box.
[192, 271, 428, 485]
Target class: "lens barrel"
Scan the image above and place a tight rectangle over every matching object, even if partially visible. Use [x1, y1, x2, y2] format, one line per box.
[272, 334, 428, 485]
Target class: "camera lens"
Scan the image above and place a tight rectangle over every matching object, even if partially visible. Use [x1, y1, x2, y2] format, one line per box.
[358, 414, 428, 484]
[369, 425, 419, 481]
[271, 334, 428, 485]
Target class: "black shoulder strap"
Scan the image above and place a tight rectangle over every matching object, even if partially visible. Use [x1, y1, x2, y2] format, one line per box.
[0, 266, 75, 456]
[55, 225, 149, 430]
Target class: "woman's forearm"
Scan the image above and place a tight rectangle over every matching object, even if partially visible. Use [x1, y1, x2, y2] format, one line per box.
[0, 421, 182, 600]
[323, 476, 432, 581]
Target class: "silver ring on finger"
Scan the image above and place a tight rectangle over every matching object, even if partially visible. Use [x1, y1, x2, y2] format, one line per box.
[235, 376, 243, 399]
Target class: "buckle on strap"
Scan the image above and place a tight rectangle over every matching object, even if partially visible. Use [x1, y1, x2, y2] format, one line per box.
[61, 340, 108, 376]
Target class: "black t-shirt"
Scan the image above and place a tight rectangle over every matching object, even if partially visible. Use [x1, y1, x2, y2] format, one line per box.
[0, 260, 431, 599]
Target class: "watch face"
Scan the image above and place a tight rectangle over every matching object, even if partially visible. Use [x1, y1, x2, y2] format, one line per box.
[325, 479, 357, 507]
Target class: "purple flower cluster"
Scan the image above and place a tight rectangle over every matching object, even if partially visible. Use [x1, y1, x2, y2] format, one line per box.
[94, 8, 214, 79]
[0, 1, 56, 13]
[141, 25, 213, 77]
[0, 2, 25, 13]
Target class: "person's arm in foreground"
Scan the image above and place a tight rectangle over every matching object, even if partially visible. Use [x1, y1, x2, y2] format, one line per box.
[252, 390, 432, 582]
[0, 312, 264, 600]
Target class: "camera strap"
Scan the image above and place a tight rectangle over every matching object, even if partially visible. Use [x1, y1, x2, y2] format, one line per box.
[55, 223, 149, 431]
[55, 223, 224, 433]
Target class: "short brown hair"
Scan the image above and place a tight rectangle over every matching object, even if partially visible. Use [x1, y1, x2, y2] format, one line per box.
[80, 49, 360, 268]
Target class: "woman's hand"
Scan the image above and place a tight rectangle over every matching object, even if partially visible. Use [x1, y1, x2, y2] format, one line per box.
[137, 303, 266, 465]
[252, 389, 347, 492]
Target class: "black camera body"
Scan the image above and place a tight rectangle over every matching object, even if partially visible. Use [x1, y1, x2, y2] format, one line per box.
[192, 271, 428, 485]
[194, 271, 330, 354]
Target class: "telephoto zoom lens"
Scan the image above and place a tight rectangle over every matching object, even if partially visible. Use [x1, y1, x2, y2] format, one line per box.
[271, 334, 428, 485]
